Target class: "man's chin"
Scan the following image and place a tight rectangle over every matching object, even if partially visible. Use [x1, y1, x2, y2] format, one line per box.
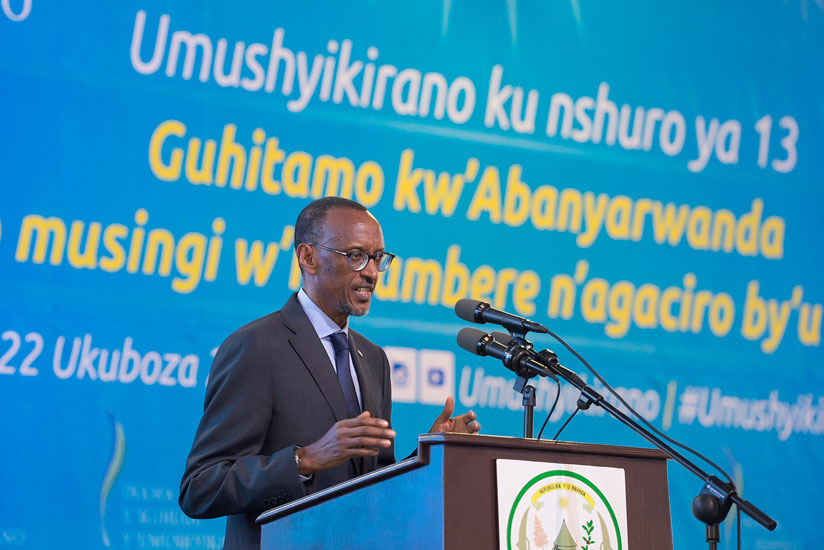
[338, 301, 370, 318]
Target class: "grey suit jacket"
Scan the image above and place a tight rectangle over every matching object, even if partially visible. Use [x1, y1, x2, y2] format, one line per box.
[179, 294, 395, 549]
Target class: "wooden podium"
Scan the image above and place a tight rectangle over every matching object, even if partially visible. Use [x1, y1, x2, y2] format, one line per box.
[257, 433, 673, 549]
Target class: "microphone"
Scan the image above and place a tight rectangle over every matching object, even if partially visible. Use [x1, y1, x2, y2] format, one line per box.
[457, 328, 557, 380]
[455, 299, 549, 334]
[491, 331, 586, 388]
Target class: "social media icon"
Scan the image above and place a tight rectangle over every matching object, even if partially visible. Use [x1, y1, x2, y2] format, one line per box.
[428, 368, 444, 386]
[393, 363, 408, 385]
[419, 350, 454, 405]
[384, 347, 417, 403]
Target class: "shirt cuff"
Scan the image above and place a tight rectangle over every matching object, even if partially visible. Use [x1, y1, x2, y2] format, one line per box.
[294, 445, 313, 482]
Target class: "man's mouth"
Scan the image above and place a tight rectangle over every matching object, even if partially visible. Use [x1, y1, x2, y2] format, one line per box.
[353, 286, 374, 300]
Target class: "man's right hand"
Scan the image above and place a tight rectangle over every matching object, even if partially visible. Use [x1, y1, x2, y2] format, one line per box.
[296, 412, 395, 475]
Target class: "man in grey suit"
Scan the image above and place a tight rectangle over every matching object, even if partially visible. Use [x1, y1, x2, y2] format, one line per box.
[180, 197, 480, 549]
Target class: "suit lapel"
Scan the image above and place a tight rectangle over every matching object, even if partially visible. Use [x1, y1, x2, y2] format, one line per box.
[281, 295, 350, 423]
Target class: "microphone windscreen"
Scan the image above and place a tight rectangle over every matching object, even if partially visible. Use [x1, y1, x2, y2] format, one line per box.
[457, 327, 487, 354]
[455, 298, 482, 323]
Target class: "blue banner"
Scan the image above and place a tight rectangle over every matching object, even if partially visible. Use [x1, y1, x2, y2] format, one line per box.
[1, 2, 821, 548]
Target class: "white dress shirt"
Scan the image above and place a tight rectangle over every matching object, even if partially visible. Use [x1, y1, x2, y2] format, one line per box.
[296, 288, 363, 409]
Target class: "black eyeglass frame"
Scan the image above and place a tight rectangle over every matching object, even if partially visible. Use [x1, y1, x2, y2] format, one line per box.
[304, 242, 396, 272]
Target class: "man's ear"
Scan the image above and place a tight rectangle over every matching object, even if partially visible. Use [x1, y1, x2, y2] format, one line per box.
[296, 243, 318, 275]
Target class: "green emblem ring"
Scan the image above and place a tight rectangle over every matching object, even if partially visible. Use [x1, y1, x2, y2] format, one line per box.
[505, 469, 623, 550]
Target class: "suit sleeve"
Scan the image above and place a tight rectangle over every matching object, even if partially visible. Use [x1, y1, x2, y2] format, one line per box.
[179, 328, 306, 519]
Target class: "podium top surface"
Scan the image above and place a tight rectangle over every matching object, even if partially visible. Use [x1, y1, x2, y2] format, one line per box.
[420, 433, 669, 459]
[257, 434, 668, 524]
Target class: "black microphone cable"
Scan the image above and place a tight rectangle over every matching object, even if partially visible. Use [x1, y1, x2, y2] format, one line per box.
[550, 406, 580, 441]
[465, 308, 744, 547]
[528, 331, 743, 549]
[535, 376, 561, 440]
[530, 328, 737, 490]
[462, 303, 736, 490]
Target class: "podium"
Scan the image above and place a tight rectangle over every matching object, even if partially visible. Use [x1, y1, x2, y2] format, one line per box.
[257, 433, 673, 549]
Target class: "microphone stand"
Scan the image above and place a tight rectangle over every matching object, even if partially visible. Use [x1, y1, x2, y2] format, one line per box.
[484, 320, 554, 439]
[528, 348, 777, 547]
[503, 331, 541, 439]
[514, 376, 536, 438]
[480, 329, 551, 440]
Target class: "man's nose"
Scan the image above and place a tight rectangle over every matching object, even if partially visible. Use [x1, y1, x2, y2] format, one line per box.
[360, 256, 379, 279]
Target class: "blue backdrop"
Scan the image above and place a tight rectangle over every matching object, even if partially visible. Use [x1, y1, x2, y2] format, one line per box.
[1, 2, 821, 548]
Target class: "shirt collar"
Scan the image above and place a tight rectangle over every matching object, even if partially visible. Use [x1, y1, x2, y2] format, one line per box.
[297, 288, 349, 340]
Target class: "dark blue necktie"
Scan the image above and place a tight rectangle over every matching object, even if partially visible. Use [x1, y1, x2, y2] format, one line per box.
[329, 331, 361, 418]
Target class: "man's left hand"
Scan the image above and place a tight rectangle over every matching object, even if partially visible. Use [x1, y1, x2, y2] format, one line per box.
[428, 396, 481, 434]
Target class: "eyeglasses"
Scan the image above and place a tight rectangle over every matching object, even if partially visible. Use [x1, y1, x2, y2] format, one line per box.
[305, 243, 396, 272]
